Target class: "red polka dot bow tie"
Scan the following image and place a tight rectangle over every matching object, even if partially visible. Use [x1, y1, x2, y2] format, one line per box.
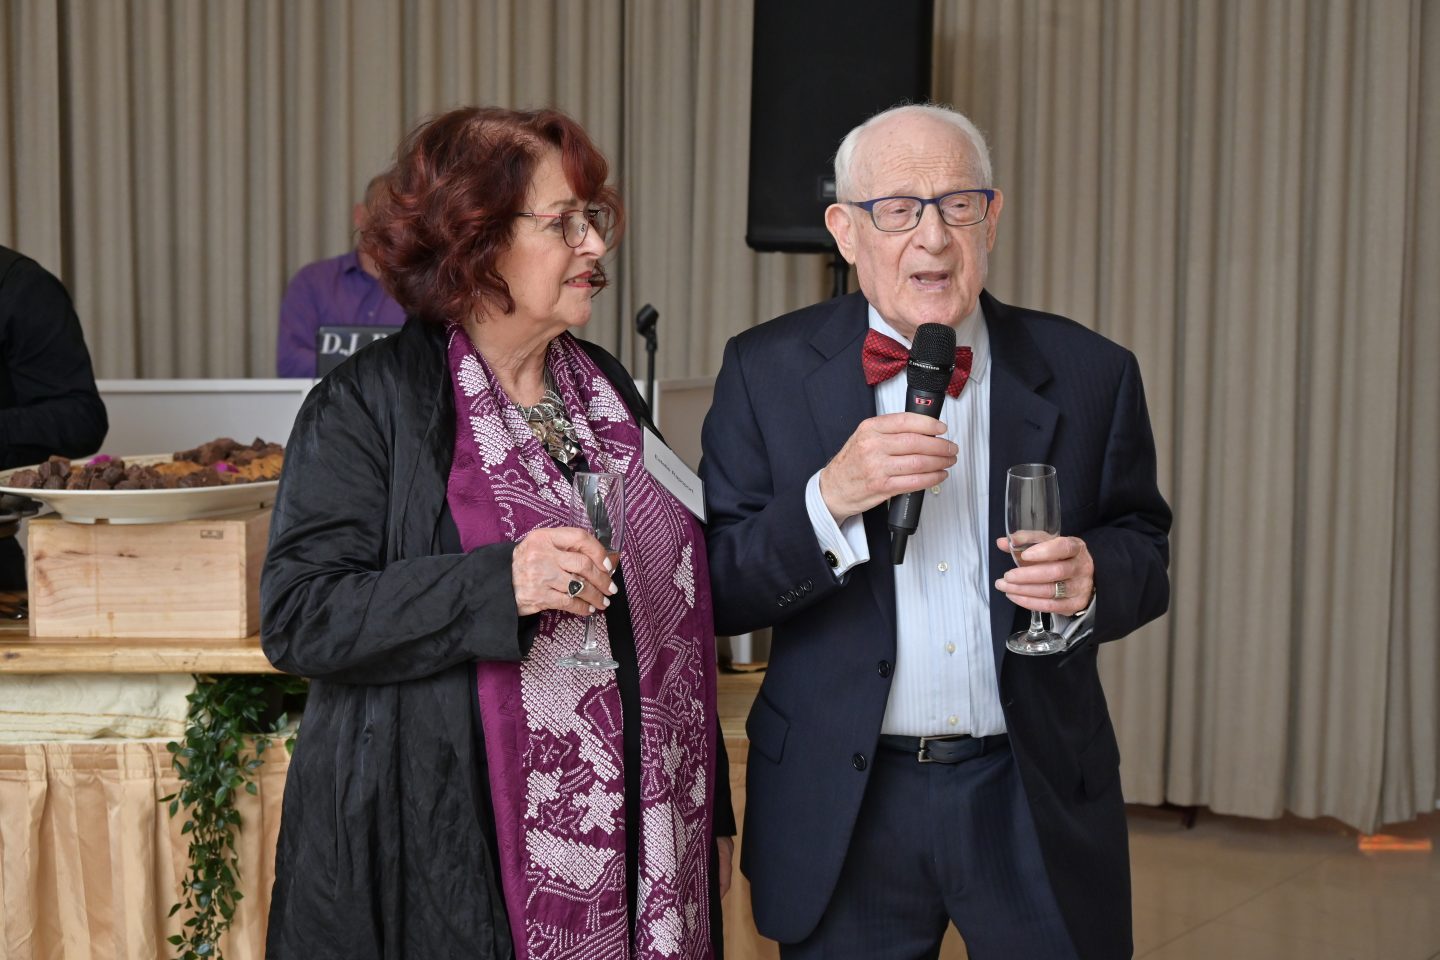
[861, 329, 974, 398]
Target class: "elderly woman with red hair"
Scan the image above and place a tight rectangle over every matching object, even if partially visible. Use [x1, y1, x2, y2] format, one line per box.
[260, 106, 732, 960]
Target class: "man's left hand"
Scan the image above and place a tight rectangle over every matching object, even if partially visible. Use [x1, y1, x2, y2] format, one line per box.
[994, 535, 1095, 615]
[716, 836, 734, 899]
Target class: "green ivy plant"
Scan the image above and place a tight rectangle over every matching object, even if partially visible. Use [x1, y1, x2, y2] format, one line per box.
[161, 674, 305, 960]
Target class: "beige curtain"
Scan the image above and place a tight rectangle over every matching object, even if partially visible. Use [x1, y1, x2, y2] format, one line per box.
[0, 740, 288, 960]
[0, 1, 63, 271]
[933, 0, 1438, 831]
[1385, 0, 1439, 828]
[3, 0, 827, 379]
[1, 0, 1435, 829]
[618, 0, 830, 383]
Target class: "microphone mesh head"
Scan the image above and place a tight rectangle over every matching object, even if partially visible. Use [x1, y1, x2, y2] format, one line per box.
[906, 323, 957, 393]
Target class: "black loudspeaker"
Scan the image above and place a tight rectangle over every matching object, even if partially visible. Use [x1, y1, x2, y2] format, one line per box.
[746, 0, 934, 253]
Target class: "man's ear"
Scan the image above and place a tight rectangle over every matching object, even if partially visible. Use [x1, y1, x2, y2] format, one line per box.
[984, 189, 1004, 251]
[824, 204, 858, 263]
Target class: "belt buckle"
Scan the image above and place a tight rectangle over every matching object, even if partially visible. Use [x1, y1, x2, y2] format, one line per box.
[916, 734, 941, 764]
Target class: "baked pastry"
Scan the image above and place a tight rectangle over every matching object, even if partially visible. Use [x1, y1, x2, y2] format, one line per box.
[4, 438, 285, 490]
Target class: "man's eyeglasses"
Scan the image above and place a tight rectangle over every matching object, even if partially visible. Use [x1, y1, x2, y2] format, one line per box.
[516, 206, 613, 248]
[847, 189, 995, 232]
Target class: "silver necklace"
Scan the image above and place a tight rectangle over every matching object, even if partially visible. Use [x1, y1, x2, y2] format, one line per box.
[515, 376, 581, 466]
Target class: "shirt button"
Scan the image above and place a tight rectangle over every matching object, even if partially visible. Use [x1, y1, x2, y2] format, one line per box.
[947, 715, 958, 726]
[937, 561, 949, 573]
[824, 550, 839, 569]
[930, 485, 942, 495]
[851, 753, 867, 771]
[945, 642, 956, 654]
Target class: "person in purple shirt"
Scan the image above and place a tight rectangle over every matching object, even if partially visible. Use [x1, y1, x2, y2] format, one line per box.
[275, 178, 407, 377]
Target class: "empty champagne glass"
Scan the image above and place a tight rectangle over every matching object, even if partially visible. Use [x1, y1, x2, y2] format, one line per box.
[559, 471, 624, 670]
[1005, 463, 1068, 655]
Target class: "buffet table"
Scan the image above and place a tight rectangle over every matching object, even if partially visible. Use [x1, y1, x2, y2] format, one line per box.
[0, 380, 791, 958]
[0, 601, 770, 960]
[0, 591, 276, 676]
[0, 605, 286, 960]
[0, 629, 275, 674]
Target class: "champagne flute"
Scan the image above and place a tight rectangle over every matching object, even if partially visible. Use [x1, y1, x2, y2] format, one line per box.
[1005, 463, 1068, 656]
[559, 471, 624, 671]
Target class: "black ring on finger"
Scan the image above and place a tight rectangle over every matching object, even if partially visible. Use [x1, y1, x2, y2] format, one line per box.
[567, 579, 583, 597]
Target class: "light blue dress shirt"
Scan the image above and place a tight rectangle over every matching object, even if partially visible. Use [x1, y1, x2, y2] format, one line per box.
[804, 303, 1093, 737]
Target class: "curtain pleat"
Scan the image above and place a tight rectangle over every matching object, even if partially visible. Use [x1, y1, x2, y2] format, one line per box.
[622, 0, 700, 377]
[11, 0, 827, 381]
[932, 0, 1435, 831]
[0, 0, 63, 272]
[0, 0, 1435, 832]
[1381, 0, 1440, 828]
[1087, 0, 1183, 804]
[0, 740, 288, 960]
[686, 0, 831, 379]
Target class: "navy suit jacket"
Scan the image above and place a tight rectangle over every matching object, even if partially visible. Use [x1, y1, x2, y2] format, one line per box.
[699, 290, 1171, 960]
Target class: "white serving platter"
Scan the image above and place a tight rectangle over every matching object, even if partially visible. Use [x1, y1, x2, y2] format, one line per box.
[0, 454, 279, 524]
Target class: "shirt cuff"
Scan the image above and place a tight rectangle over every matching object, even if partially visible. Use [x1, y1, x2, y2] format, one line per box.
[805, 470, 869, 578]
[1053, 593, 1098, 644]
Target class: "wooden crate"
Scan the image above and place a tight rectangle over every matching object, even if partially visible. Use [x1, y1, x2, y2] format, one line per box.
[26, 509, 271, 639]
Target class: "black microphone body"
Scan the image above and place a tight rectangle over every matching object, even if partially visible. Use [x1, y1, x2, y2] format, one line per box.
[888, 323, 956, 564]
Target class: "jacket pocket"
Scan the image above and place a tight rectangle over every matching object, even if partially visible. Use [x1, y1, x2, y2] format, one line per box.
[1056, 635, 1097, 670]
[745, 691, 790, 765]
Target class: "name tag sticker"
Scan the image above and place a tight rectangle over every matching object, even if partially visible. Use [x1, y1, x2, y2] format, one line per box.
[643, 427, 706, 522]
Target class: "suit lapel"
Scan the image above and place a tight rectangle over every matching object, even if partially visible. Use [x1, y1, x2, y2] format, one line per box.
[803, 294, 896, 635]
[983, 292, 1059, 676]
[804, 294, 873, 464]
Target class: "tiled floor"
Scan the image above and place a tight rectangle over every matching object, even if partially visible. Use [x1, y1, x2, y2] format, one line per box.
[718, 674, 1440, 959]
[932, 807, 1440, 959]
[725, 801, 1440, 959]
[1124, 807, 1440, 960]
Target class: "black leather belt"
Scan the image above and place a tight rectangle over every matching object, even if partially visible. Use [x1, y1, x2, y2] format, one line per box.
[877, 732, 1009, 764]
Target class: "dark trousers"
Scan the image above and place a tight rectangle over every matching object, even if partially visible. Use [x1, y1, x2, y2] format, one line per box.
[780, 739, 1079, 960]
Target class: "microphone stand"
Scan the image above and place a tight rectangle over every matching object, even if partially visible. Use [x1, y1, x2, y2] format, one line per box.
[634, 304, 659, 412]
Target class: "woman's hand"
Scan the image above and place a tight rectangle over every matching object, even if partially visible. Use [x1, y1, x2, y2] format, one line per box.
[716, 836, 734, 900]
[512, 527, 617, 617]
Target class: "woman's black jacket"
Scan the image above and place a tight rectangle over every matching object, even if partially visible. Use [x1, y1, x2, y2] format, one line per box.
[260, 319, 732, 959]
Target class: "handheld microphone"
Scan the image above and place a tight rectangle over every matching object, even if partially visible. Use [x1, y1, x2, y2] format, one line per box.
[888, 322, 956, 564]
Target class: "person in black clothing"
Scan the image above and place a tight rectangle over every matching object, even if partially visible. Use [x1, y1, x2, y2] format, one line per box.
[260, 106, 733, 960]
[0, 246, 108, 586]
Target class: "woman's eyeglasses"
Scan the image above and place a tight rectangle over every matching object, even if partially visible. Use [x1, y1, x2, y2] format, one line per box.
[515, 207, 613, 247]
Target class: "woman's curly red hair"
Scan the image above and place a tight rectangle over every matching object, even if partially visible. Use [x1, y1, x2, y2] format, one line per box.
[361, 106, 624, 325]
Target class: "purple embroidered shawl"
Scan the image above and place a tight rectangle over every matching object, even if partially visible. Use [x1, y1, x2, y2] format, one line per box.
[444, 328, 717, 960]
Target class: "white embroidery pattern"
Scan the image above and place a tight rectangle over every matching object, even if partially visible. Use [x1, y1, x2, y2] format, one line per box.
[455, 333, 713, 960]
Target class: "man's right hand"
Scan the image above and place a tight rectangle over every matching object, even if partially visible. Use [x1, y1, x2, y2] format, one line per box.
[818, 413, 958, 523]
